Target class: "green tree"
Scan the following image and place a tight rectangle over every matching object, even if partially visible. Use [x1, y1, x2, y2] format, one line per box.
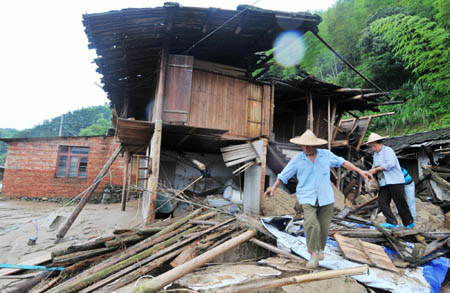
[0, 128, 19, 165]
[369, 14, 450, 94]
[79, 118, 112, 136]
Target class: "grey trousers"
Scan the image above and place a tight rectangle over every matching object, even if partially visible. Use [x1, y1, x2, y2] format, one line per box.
[303, 203, 334, 254]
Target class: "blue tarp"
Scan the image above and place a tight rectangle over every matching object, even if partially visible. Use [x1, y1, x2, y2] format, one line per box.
[384, 246, 449, 293]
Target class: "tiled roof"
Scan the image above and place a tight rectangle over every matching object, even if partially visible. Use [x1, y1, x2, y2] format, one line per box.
[383, 127, 450, 152]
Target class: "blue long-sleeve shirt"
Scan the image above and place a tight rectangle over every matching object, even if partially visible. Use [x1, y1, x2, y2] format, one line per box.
[277, 149, 345, 206]
[373, 145, 404, 186]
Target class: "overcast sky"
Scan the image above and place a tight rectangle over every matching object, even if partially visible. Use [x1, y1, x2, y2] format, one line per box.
[0, 0, 336, 130]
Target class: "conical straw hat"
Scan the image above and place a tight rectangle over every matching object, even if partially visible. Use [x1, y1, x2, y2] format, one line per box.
[365, 132, 388, 144]
[290, 129, 327, 146]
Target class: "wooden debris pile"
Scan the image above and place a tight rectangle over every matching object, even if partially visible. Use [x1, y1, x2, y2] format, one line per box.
[329, 194, 450, 270]
[2, 209, 247, 293]
[1, 207, 372, 293]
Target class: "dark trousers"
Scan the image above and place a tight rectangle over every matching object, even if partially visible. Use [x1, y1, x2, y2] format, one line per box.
[379, 184, 413, 226]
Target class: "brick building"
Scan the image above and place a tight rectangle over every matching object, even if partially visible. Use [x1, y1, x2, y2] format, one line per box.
[0, 135, 128, 199]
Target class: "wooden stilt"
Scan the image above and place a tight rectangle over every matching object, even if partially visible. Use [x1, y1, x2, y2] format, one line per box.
[126, 156, 132, 202]
[146, 48, 168, 224]
[55, 145, 123, 243]
[121, 150, 129, 211]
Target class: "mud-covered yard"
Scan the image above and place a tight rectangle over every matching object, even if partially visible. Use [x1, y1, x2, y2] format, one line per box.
[0, 199, 143, 289]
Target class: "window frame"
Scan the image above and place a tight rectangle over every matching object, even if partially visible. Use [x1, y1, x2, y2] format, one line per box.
[56, 145, 90, 178]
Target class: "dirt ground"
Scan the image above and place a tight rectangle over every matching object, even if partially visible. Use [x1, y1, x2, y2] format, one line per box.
[0, 198, 144, 289]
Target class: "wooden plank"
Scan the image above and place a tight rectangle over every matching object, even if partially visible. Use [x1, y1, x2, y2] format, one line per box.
[221, 144, 253, 152]
[335, 207, 352, 219]
[335, 234, 398, 273]
[225, 154, 258, 167]
[0, 253, 52, 276]
[222, 149, 256, 162]
[163, 55, 194, 122]
[169, 240, 200, 267]
[222, 146, 254, 156]
[424, 237, 450, 256]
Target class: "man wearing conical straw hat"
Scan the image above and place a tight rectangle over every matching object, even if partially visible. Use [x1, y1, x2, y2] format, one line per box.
[366, 132, 414, 229]
[265, 129, 372, 269]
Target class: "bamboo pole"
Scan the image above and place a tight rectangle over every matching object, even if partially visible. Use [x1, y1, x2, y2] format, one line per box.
[3, 271, 55, 293]
[53, 227, 200, 293]
[53, 247, 118, 267]
[229, 265, 368, 292]
[47, 209, 203, 293]
[134, 230, 257, 293]
[95, 248, 183, 293]
[56, 145, 123, 243]
[51, 236, 115, 258]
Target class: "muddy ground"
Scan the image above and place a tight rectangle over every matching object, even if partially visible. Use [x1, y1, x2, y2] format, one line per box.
[0, 198, 143, 289]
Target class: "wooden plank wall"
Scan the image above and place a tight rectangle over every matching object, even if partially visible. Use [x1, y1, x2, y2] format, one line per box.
[188, 70, 270, 138]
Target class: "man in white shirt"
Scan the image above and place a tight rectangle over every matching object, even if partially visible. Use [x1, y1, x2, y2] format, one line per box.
[367, 133, 414, 229]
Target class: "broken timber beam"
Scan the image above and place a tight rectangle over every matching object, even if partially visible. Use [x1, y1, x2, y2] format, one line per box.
[134, 229, 257, 293]
[55, 145, 123, 243]
[250, 238, 304, 262]
[422, 164, 450, 191]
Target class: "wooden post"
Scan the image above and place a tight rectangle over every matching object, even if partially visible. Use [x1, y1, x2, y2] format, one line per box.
[330, 102, 337, 142]
[328, 96, 331, 150]
[56, 145, 123, 243]
[337, 167, 342, 192]
[259, 138, 268, 214]
[229, 265, 368, 292]
[270, 80, 275, 140]
[134, 230, 257, 293]
[126, 156, 132, 202]
[121, 150, 129, 211]
[146, 48, 168, 224]
[307, 92, 313, 131]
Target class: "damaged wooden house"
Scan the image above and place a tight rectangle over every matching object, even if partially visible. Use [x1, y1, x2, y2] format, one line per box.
[80, 2, 395, 224]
